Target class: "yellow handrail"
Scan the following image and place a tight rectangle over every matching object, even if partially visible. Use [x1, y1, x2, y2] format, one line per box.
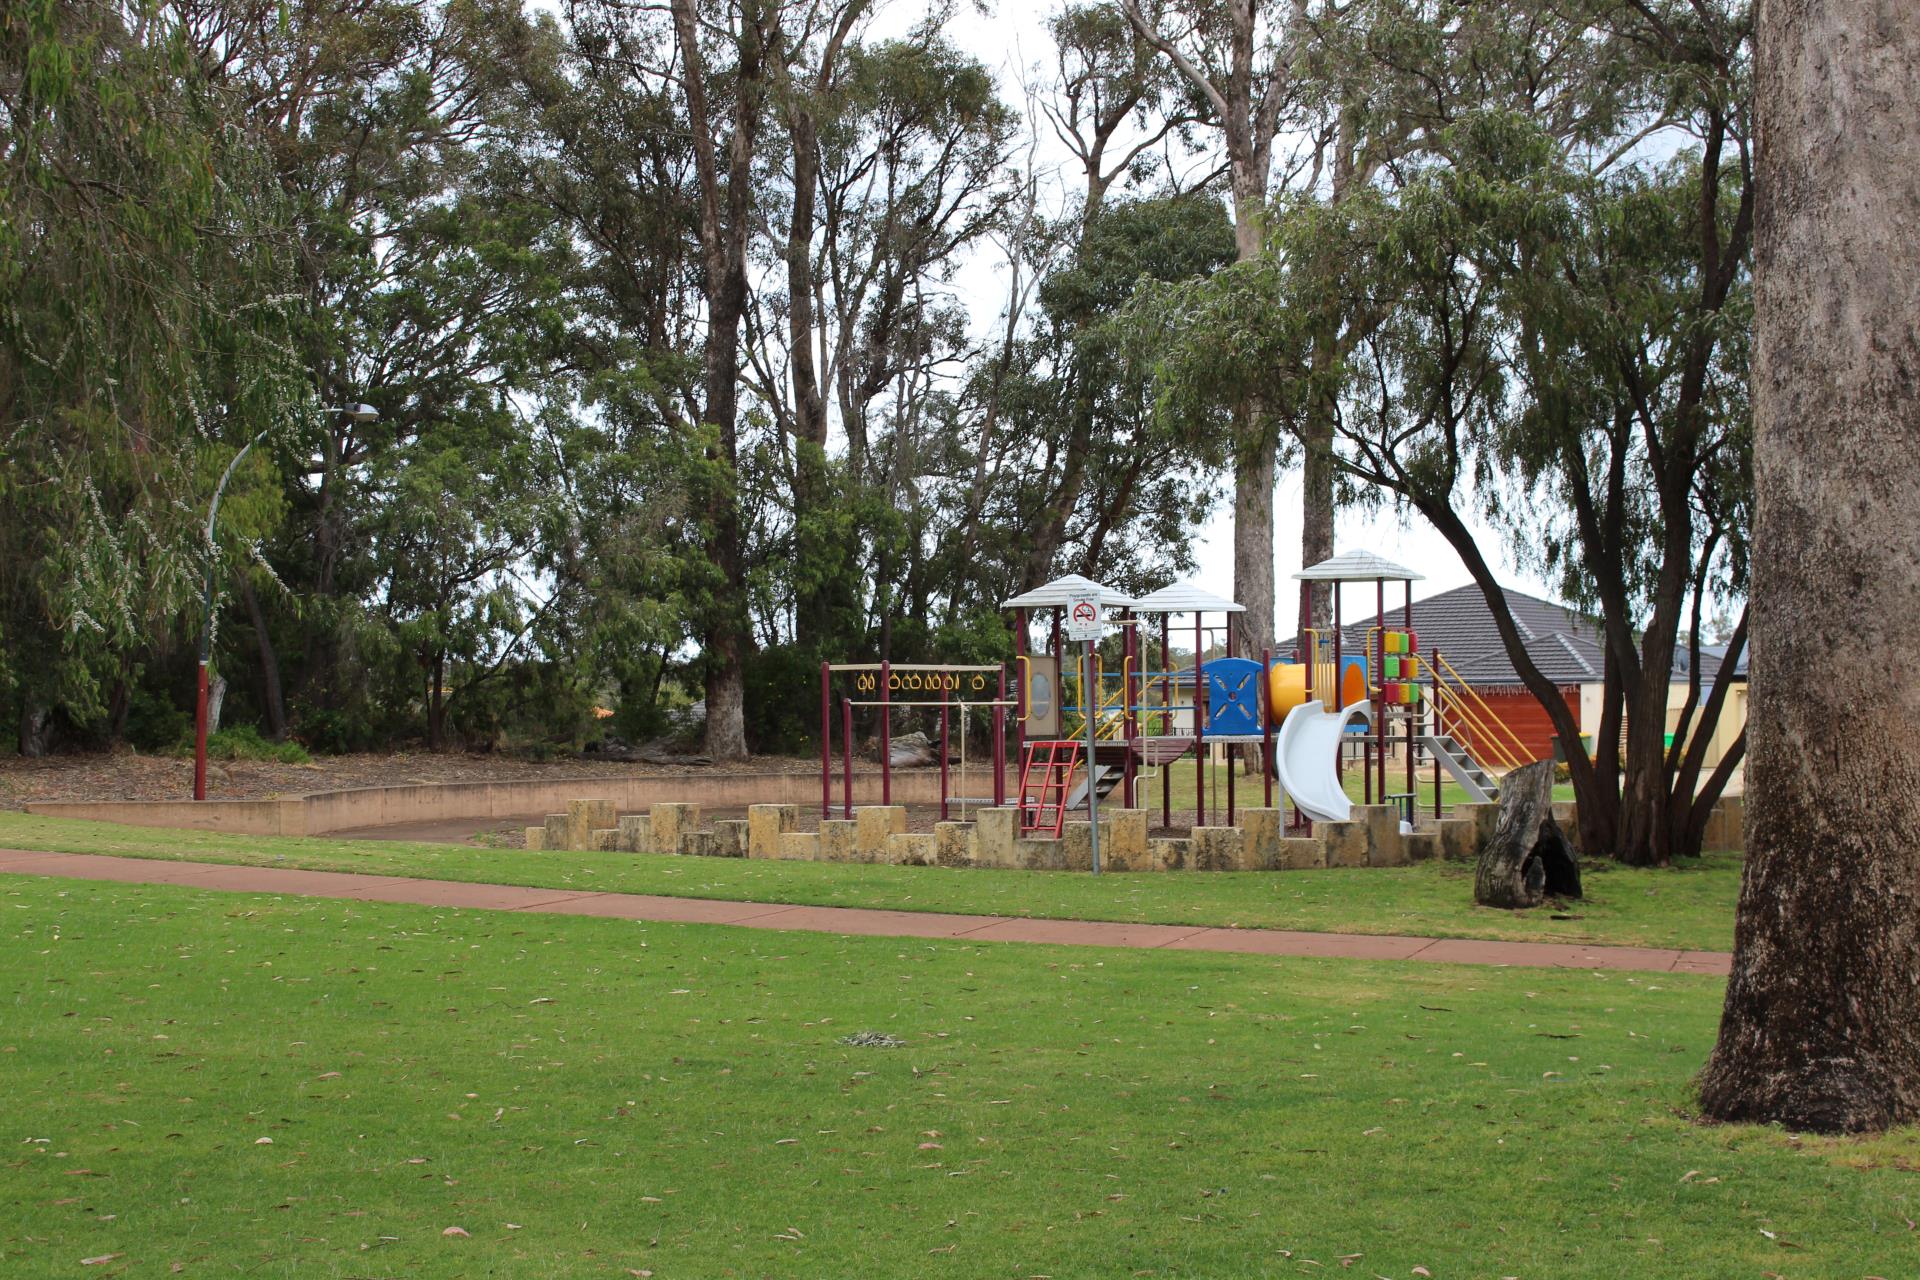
[1096, 656, 1130, 740]
[1303, 628, 1339, 708]
[1428, 650, 1533, 771]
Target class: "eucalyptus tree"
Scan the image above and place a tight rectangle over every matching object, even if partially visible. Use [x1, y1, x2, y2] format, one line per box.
[1700, 0, 1920, 1135]
[0, 0, 307, 752]
[158, 0, 580, 748]
[1134, 0, 1755, 864]
[744, 13, 1016, 660]
[1112, 0, 1323, 655]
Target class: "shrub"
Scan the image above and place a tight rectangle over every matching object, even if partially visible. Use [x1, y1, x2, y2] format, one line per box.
[176, 723, 312, 764]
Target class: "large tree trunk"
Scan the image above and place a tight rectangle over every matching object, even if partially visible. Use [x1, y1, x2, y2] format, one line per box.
[1232, 430, 1277, 656]
[1474, 761, 1581, 909]
[238, 575, 288, 741]
[673, 0, 760, 761]
[1699, 0, 1920, 1133]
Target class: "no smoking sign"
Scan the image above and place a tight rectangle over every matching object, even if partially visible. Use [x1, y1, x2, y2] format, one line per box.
[1064, 596, 1104, 642]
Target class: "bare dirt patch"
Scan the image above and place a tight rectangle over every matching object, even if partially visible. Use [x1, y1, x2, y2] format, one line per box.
[0, 750, 820, 807]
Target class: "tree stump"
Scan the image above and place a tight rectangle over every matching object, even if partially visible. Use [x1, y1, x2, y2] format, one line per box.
[1474, 760, 1582, 909]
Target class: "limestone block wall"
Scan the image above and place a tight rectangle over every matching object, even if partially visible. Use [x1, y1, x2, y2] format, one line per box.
[507, 791, 1747, 871]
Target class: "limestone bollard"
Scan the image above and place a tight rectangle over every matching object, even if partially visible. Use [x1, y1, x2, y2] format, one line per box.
[677, 829, 716, 857]
[933, 822, 973, 868]
[1105, 809, 1148, 871]
[817, 819, 859, 863]
[1404, 832, 1441, 862]
[1276, 836, 1325, 870]
[1018, 835, 1067, 871]
[1149, 837, 1190, 871]
[566, 798, 617, 851]
[777, 831, 821, 860]
[887, 833, 936, 866]
[1458, 801, 1500, 849]
[542, 814, 570, 851]
[707, 819, 745, 858]
[1320, 819, 1367, 868]
[617, 814, 653, 854]
[854, 806, 907, 861]
[1239, 808, 1285, 870]
[972, 808, 1018, 868]
[747, 804, 797, 858]
[1190, 826, 1246, 872]
[524, 826, 547, 851]
[1436, 817, 1478, 861]
[1061, 821, 1097, 872]
[1354, 804, 1407, 868]
[591, 828, 621, 852]
[650, 803, 700, 855]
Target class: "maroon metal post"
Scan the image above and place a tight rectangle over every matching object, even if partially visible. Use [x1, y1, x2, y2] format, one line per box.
[1194, 610, 1206, 829]
[939, 677, 950, 823]
[192, 664, 209, 801]
[1376, 577, 1387, 806]
[1261, 646, 1274, 807]
[1405, 580, 1416, 806]
[1433, 646, 1444, 817]
[841, 697, 854, 818]
[1225, 616, 1236, 825]
[1161, 615, 1172, 829]
[820, 661, 832, 819]
[1012, 610, 1027, 806]
[880, 659, 892, 807]
[1121, 614, 1128, 805]
[994, 664, 1008, 807]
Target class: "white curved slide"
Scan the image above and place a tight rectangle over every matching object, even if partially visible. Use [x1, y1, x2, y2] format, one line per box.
[1273, 699, 1371, 825]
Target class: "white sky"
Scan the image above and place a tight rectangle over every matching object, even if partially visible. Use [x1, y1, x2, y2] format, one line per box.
[919, 0, 1556, 618]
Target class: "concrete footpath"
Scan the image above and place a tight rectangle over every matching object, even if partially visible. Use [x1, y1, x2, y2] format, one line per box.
[0, 849, 1730, 976]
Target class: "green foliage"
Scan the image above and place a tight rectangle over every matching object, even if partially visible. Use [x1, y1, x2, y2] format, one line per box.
[740, 644, 826, 755]
[190, 724, 312, 764]
[0, 0, 307, 750]
[122, 686, 194, 755]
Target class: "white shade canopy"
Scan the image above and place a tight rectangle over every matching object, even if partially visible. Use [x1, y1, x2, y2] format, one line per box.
[1294, 549, 1423, 583]
[1002, 573, 1136, 610]
[1129, 582, 1246, 615]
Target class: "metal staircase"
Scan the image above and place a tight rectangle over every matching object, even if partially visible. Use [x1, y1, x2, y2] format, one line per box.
[1420, 732, 1501, 804]
[1064, 764, 1125, 811]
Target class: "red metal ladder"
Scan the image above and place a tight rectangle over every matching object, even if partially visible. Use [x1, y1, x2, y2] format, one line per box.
[1019, 740, 1083, 838]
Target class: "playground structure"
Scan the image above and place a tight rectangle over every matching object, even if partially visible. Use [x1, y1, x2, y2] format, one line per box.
[817, 661, 1012, 822]
[1275, 551, 1428, 830]
[814, 553, 1543, 850]
[1005, 576, 1275, 835]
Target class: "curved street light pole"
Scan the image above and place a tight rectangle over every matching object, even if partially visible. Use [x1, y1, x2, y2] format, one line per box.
[193, 427, 269, 801]
[195, 404, 374, 800]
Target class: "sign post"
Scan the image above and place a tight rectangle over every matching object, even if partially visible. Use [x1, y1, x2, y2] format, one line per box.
[1064, 596, 1104, 874]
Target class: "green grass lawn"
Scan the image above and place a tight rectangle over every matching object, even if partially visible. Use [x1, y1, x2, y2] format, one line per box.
[0, 875, 1910, 1279]
[0, 812, 1740, 951]
[1098, 760, 1575, 816]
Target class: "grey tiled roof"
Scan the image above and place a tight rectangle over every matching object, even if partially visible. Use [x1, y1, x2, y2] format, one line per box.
[1331, 583, 1664, 687]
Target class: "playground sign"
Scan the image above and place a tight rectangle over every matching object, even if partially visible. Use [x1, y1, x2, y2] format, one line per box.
[1064, 596, 1104, 642]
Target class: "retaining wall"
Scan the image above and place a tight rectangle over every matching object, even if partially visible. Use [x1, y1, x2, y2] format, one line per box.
[24, 769, 947, 838]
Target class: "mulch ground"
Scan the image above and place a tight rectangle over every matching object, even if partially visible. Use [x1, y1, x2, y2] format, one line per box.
[0, 750, 821, 807]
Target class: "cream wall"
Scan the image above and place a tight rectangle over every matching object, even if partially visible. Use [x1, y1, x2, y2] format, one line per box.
[1577, 680, 1749, 779]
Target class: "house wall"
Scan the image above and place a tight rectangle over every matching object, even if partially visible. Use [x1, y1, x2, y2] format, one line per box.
[1666, 681, 1748, 779]
[1443, 686, 1581, 763]
[1576, 680, 1750, 778]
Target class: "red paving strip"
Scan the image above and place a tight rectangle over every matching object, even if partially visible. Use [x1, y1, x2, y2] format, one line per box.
[0, 850, 1732, 975]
